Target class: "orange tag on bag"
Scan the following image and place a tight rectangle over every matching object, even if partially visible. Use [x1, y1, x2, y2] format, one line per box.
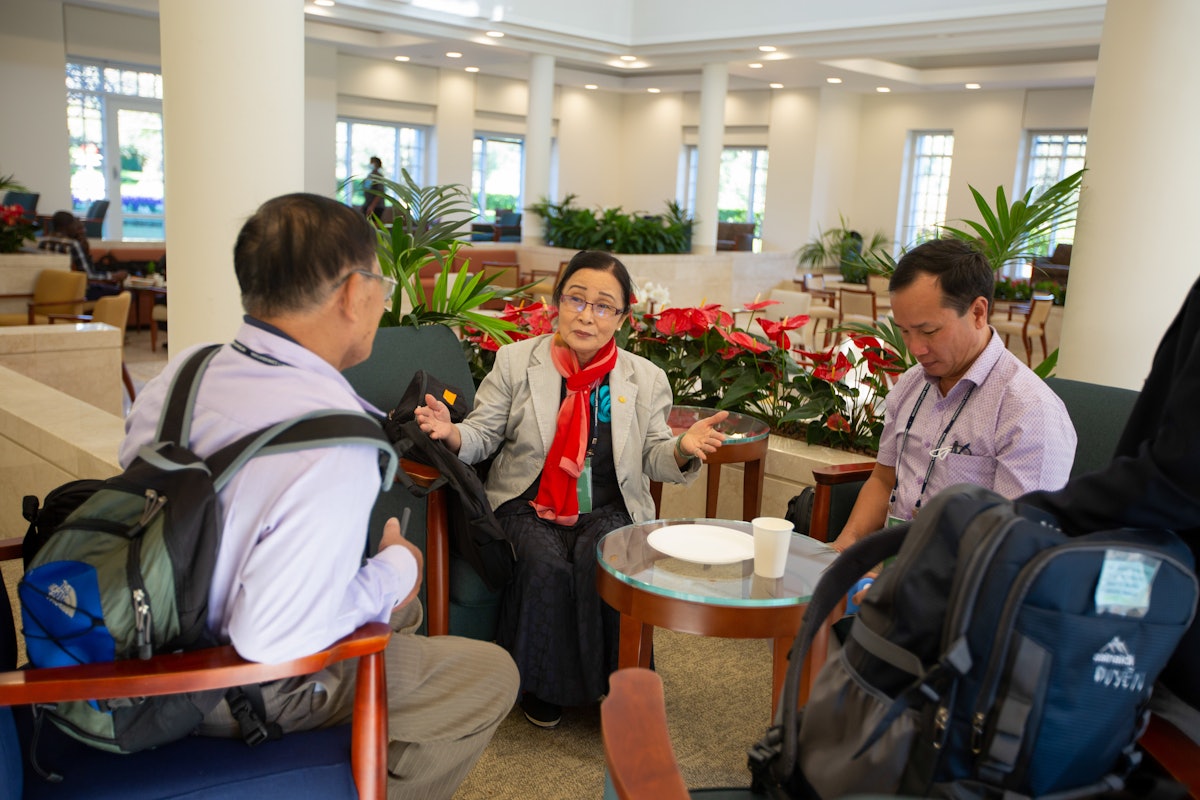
[442, 389, 458, 406]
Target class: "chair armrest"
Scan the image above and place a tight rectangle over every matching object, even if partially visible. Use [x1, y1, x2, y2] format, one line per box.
[1141, 713, 1200, 797]
[28, 297, 88, 311]
[0, 622, 391, 706]
[0, 536, 21, 562]
[0, 292, 34, 301]
[809, 462, 875, 542]
[601, 669, 690, 800]
[398, 459, 450, 636]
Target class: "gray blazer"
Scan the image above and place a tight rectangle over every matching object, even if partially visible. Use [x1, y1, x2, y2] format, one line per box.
[457, 334, 700, 522]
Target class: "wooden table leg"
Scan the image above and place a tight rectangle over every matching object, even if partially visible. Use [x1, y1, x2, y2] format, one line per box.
[705, 463, 722, 518]
[619, 613, 654, 669]
[743, 455, 765, 522]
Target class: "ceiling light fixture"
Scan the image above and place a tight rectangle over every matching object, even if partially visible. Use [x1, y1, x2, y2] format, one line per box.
[965, 82, 981, 90]
[876, 86, 891, 93]
[758, 45, 777, 52]
[394, 56, 410, 62]
[826, 77, 843, 84]
[314, 0, 335, 6]
[485, 30, 504, 38]
[769, 83, 784, 89]
[748, 62, 763, 69]
[584, 84, 598, 90]
[647, 87, 661, 93]
[465, 66, 480, 73]
[620, 55, 638, 62]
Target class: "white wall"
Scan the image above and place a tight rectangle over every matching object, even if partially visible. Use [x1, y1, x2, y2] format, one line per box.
[63, 3, 160, 64]
[556, 87, 625, 209]
[1, 0, 72, 213]
[619, 93, 686, 215]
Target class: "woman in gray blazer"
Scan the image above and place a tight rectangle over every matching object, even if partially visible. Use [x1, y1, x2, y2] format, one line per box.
[415, 250, 728, 728]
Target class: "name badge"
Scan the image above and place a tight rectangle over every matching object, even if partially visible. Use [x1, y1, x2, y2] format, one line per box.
[577, 457, 594, 515]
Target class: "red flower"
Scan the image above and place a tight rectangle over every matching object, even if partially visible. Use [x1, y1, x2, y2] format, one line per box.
[861, 347, 904, 375]
[0, 204, 25, 226]
[654, 305, 722, 337]
[813, 352, 852, 382]
[715, 327, 770, 356]
[742, 298, 781, 311]
[757, 314, 810, 350]
[825, 413, 851, 432]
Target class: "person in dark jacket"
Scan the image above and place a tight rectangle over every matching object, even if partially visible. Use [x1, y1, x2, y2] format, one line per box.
[1021, 274, 1200, 739]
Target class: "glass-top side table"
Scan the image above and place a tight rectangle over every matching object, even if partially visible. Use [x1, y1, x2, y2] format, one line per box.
[596, 518, 838, 713]
[650, 405, 772, 521]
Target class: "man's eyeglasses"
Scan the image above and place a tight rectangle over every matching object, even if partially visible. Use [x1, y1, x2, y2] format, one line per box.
[559, 294, 624, 319]
[337, 269, 400, 310]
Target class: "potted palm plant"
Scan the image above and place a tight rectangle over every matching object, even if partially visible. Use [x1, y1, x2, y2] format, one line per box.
[795, 215, 889, 284]
[367, 170, 517, 344]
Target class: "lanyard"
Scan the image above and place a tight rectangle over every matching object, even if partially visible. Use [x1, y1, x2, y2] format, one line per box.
[230, 339, 290, 367]
[889, 381, 976, 516]
[586, 380, 601, 458]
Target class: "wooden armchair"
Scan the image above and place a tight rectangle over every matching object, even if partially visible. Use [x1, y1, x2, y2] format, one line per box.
[807, 461, 875, 542]
[993, 293, 1054, 366]
[0, 270, 88, 326]
[0, 534, 391, 798]
[47, 290, 136, 401]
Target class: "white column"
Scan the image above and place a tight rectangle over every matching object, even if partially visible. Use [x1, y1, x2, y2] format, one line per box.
[159, 0, 305, 351]
[304, 41, 339, 197]
[693, 63, 728, 254]
[1057, 0, 1200, 388]
[523, 54, 555, 245]
[434, 69, 476, 190]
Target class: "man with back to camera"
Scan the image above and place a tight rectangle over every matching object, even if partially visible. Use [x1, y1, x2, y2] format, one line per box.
[120, 193, 518, 799]
[831, 238, 1077, 552]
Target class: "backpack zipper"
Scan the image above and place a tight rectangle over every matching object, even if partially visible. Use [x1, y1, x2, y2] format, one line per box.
[127, 489, 167, 659]
[969, 540, 1195, 765]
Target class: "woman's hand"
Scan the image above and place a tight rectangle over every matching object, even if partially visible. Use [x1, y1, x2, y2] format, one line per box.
[413, 393, 462, 453]
[678, 410, 729, 463]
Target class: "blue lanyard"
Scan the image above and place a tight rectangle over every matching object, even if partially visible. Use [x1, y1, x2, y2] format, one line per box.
[889, 381, 975, 516]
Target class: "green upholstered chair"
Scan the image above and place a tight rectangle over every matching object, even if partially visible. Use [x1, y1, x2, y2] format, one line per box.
[1043, 376, 1139, 478]
[343, 324, 502, 640]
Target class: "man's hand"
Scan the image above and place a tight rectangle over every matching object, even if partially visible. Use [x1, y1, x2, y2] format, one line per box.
[379, 515, 422, 609]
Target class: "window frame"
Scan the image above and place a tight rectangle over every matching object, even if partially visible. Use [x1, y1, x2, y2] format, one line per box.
[335, 117, 428, 207]
[897, 130, 955, 248]
[472, 132, 525, 222]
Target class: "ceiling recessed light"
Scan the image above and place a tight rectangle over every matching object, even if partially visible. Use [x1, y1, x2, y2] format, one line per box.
[446, 51, 463, 58]
[826, 77, 843, 84]
[769, 83, 784, 89]
[647, 87, 661, 93]
[965, 82, 981, 90]
[764, 52, 787, 61]
[485, 30, 504, 38]
[584, 84, 598, 90]
[620, 55, 638, 62]
[748, 63, 763, 69]
[758, 45, 777, 53]
[394, 55, 410, 62]
[314, 0, 334, 6]
[465, 66, 480, 73]
[876, 86, 891, 93]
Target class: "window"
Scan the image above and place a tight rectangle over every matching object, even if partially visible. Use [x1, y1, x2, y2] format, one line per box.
[472, 134, 524, 221]
[335, 119, 426, 207]
[899, 131, 954, 247]
[1023, 131, 1086, 256]
[65, 60, 165, 240]
[682, 145, 770, 242]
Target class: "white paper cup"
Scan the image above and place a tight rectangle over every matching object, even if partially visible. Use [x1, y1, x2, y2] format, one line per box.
[753, 516, 794, 578]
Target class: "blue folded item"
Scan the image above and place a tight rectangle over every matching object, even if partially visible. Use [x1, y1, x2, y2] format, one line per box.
[19, 560, 115, 668]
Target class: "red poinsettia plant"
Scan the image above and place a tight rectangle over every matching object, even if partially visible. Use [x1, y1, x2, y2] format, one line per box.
[0, 203, 35, 254]
[461, 294, 912, 454]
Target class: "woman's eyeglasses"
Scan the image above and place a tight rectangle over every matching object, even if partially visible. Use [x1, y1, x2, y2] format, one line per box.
[560, 294, 623, 319]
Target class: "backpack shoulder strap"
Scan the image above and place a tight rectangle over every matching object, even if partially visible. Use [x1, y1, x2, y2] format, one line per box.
[205, 410, 398, 491]
[155, 344, 223, 445]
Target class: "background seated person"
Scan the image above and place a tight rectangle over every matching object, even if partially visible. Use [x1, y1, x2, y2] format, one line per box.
[832, 238, 1076, 552]
[38, 210, 127, 300]
[415, 250, 729, 729]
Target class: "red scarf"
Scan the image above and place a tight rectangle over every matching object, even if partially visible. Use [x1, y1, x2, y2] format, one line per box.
[531, 335, 620, 526]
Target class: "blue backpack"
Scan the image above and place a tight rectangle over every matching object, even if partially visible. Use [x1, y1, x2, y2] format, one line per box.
[752, 483, 1199, 799]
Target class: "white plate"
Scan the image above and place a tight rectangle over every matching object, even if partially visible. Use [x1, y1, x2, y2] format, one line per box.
[646, 524, 755, 565]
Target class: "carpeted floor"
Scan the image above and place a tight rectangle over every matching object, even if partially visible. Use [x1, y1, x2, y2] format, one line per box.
[453, 629, 775, 799]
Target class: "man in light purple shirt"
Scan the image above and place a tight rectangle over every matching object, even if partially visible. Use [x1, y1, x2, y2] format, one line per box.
[121, 194, 517, 799]
[832, 238, 1076, 551]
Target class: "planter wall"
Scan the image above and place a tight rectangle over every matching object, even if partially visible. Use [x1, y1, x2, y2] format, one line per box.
[0, 251, 70, 314]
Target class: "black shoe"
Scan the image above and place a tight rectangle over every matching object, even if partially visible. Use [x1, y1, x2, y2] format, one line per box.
[520, 693, 562, 728]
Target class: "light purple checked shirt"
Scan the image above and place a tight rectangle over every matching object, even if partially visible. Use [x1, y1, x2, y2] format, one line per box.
[120, 321, 418, 664]
[877, 330, 1076, 521]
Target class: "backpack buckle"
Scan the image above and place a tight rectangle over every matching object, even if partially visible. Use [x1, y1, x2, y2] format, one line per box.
[227, 689, 272, 747]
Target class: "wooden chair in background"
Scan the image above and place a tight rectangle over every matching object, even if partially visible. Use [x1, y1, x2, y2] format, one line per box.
[835, 286, 877, 343]
[0, 270, 88, 326]
[800, 273, 838, 348]
[993, 293, 1054, 365]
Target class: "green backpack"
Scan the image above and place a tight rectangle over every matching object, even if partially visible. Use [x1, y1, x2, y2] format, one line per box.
[18, 344, 398, 754]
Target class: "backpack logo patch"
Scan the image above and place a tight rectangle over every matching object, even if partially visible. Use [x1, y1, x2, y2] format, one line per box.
[48, 579, 78, 617]
[1092, 636, 1145, 691]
